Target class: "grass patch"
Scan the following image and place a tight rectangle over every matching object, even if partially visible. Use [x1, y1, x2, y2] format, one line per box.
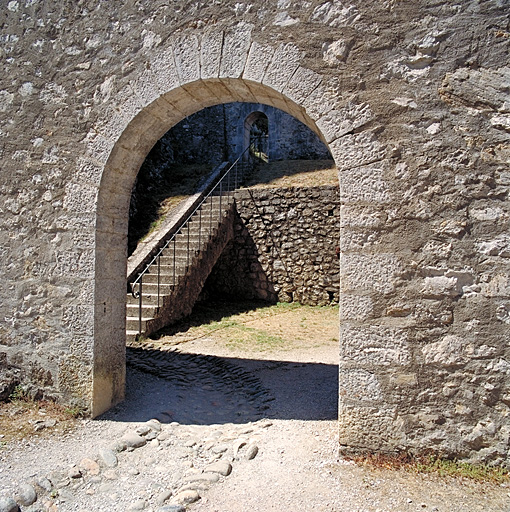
[150, 299, 339, 354]
[350, 452, 510, 484]
[0, 388, 81, 446]
[200, 310, 288, 351]
[245, 159, 337, 188]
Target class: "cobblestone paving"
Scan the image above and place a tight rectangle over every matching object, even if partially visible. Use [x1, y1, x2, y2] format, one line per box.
[125, 344, 274, 425]
[0, 344, 278, 512]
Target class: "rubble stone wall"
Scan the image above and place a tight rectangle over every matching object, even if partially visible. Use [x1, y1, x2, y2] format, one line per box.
[204, 186, 340, 305]
[0, 0, 509, 463]
[164, 102, 331, 166]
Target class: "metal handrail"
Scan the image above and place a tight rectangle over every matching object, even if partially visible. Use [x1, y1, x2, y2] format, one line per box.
[130, 146, 254, 336]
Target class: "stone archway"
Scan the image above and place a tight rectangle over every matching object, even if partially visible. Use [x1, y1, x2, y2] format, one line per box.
[89, 31, 377, 442]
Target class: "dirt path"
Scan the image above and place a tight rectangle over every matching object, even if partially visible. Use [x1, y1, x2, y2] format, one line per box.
[1, 303, 509, 511]
[175, 325, 510, 512]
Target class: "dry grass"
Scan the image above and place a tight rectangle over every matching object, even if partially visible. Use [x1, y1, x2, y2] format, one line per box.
[349, 452, 510, 484]
[245, 159, 337, 188]
[146, 300, 339, 354]
[0, 392, 80, 446]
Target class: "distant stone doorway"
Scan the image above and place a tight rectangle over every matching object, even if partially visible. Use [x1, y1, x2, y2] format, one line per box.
[244, 111, 269, 162]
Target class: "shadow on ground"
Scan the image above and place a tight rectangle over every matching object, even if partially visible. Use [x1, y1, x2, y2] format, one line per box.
[100, 347, 338, 426]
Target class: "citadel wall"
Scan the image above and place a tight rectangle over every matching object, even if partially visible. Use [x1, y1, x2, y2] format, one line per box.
[0, 0, 508, 463]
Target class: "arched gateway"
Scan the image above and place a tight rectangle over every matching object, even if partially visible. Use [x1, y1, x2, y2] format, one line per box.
[2, 2, 509, 466]
[91, 36, 357, 415]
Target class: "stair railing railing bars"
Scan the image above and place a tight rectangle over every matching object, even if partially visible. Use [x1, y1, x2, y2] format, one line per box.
[130, 146, 253, 337]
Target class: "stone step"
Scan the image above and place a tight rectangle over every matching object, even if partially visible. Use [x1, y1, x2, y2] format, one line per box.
[127, 292, 168, 306]
[131, 282, 175, 296]
[138, 269, 186, 284]
[126, 316, 154, 332]
[126, 303, 159, 318]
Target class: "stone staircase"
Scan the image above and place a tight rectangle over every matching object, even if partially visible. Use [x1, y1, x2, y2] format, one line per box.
[126, 194, 236, 342]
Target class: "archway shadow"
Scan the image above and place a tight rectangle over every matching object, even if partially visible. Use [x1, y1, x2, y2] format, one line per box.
[100, 347, 338, 426]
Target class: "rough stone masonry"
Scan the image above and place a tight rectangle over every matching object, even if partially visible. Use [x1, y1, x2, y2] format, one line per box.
[0, 0, 509, 464]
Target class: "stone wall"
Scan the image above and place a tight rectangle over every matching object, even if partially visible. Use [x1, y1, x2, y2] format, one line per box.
[0, 0, 509, 463]
[204, 186, 339, 305]
[167, 102, 331, 165]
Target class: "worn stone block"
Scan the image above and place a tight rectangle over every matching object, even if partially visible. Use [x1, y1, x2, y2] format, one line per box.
[262, 43, 302, 93]
[340, 325, 411, 367]
[63, 306, 94, 336]
[63, 183, 99, 214]
[316, 102, 375, 143]
[330, 131, 386, 172]
[219, 23, 252, 79]
[481, 275, 510, 298]
[150, 49, 180, 94]
[302, 80, 343, 120]
[243, 42, 275, 83]
[84, 132, 116, 167]
[340, 253, 402, 294]
[340, 294, 374, 321]
[172, 34, 200, 85]
[130, 68, 162, 109]
[339, 369, 382, 402]
[338, 404, 404, 452]
[55, 250, 94, 279]
[340, 163, 391, 204]
[282, 66, 323, 107]
[200, 30, 223, 80]
[340, 205, 385, 229]
[75, 158, 103, 187]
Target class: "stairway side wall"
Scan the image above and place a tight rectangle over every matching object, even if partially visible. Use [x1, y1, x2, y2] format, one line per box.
[204, 186, 340, 305]
[145, 204, 236, 334]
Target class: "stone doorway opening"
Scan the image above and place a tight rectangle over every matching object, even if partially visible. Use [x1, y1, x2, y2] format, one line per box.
[93, 75, 342, 418]
[123, 100, 339, 425]
[245, 111, 269, 162]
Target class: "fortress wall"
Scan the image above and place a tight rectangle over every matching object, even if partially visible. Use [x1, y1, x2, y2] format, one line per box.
[0, 0, 508, 463]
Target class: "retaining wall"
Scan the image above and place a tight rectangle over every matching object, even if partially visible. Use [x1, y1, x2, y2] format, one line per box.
[204, 186, 340, 305]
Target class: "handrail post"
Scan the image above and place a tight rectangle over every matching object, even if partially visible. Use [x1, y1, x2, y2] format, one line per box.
[199, 207, 202, 249]
[219, 179, 222, 216]
[187, 222, 190, 267]
[173, 238, 176, 287]
[157, 254, 160, 309]
[138, 276, 143, 337]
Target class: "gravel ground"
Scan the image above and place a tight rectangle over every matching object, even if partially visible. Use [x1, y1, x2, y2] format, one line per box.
[1, 331, 509, 511]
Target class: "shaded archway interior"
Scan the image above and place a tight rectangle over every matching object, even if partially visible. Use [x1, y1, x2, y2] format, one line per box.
[244, 110, 269, 159]
[93, 77, 333, 417]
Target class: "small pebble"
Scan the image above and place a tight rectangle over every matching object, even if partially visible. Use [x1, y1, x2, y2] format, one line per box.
[246, 444, 259, 460]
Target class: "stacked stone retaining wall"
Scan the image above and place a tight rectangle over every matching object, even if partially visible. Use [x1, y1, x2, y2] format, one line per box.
[204, 186, 339, 306]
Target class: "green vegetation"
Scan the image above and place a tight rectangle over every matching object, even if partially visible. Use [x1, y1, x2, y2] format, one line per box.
[352, 452, 509, 483]
[64, 405, 87, 418]
[9, 384, 28, 402]
[414, 455, 509, 482]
